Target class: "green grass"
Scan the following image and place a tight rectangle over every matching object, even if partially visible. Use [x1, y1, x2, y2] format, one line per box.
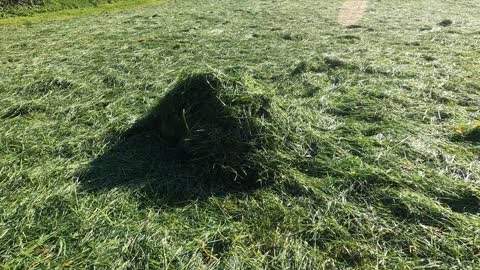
[0, 0, 166, 23]
[0, 0, 121, 17]
[1, 0, 480, 268]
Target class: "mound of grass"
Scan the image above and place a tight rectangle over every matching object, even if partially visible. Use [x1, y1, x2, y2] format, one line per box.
[1, 102, 45, 119]
[125, 73, 283, 186]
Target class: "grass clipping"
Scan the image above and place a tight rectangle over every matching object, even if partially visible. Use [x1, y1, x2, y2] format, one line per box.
[128, 73, 285, 187]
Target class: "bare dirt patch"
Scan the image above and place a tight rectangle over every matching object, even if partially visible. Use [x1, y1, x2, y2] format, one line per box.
[337, 0, 368, 27]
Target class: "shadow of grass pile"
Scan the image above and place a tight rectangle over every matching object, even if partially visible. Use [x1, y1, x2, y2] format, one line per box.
[125, 73, 286, 187]
[453, 125, 480, 143]
[462, 126, 480, 143]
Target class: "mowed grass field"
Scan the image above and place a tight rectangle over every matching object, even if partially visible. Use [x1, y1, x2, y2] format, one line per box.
[0, 0, 136, 17]
[0, 0, 165, 22]
[1, 0, 480, 268]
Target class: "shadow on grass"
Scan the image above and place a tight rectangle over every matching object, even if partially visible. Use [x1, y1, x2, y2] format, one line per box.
[78, 73, 273, 207]
[78, 129, 256, 207]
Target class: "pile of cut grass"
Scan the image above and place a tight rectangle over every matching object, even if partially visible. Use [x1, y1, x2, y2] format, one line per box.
[125, 73, 286, 186]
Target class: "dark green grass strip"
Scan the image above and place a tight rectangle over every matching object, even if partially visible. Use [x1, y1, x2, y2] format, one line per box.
[0, 0, 167, 25]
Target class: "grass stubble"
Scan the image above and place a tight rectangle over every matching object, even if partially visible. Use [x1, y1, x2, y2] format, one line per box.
[0, 0, 479, 268]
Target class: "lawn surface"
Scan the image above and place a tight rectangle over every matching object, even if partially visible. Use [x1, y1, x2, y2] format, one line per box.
[0, 0, 136, 17]
[1, 0, 480, 269]
[0, 0, 165, 23]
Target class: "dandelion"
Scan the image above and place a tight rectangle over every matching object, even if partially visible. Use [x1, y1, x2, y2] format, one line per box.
[455, 127, 464, 136]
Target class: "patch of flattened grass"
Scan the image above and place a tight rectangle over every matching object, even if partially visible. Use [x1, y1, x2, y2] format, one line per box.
[336, 34, 361, 44]
[102, 74, 126, 88]
[382, 189, 457, 228]
[1, 102, 45, 119]
[18, 77, 75, 96]
[439, 189, 480, 215]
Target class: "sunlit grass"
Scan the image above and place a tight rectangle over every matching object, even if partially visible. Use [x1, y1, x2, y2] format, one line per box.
[0, 0, 166, 25]
[0, 0, 479, 268]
